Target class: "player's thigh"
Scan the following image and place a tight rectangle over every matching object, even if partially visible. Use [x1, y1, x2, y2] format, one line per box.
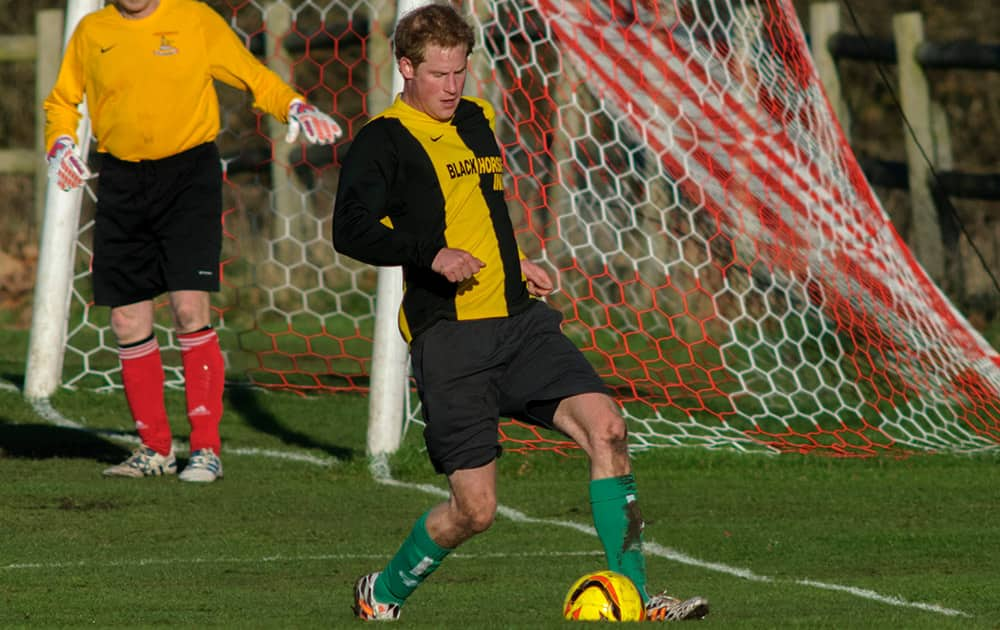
[157, 144, 223, 291]
[92, 161, 161, 306]
[499, 302, 610, 427]
[410, 319, 504, 475]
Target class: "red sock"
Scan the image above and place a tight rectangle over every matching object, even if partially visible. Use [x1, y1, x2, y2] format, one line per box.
[178, 327, 224, 452]
[119, 335, 172, 455]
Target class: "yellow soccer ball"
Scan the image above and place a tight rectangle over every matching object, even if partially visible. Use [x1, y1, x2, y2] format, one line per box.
[562, 570, 644, 622]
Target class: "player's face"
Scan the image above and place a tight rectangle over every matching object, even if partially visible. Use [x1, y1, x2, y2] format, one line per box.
[113, 0, 160, 19]
[400, 44, 469, 122]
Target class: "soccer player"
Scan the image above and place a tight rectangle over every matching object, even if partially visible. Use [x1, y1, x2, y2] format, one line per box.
[43, 0, 342, 482]
[332, 2, 708, 622]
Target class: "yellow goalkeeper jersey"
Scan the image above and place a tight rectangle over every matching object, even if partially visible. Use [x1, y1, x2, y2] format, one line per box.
[44, 0, 301, 162]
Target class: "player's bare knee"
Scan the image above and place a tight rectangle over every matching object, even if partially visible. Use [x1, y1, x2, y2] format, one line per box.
[172, 305, 207, 333]
[589, 413, 629, 456]
[457, 499, 496, 534]
[467, 510, 496, 534]
[109, 310, 145, 343]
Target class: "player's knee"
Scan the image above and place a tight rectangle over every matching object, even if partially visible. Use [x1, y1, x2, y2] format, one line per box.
[589, 412, 629, 455]
[466, 511, 495, 535]
[109, 310, 146, 343]
[172, 304, 207, 333]
[458, 499, 496, 534]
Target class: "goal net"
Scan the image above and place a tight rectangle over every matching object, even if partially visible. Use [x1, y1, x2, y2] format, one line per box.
[33, 0, 1000, 456]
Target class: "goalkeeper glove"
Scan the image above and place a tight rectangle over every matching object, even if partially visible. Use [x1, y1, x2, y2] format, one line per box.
[285, 99, 343, 145]
[46, 135, 93, 192]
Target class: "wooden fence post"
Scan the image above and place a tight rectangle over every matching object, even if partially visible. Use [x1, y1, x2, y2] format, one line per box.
[264, 2, 297, 233]
[810, 2, 851, 139]
[893, 11, 944, 284]
[366, 1, 395, 118]
[0, 34, 42, 190]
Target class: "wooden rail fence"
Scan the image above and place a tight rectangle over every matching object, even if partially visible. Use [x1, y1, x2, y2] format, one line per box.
[0, 9, 63, 226]
[810, 2, 1000, 295]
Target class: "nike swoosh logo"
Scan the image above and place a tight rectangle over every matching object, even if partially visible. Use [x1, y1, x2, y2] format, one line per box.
[101, 45, 116, 53]
[430, 134, 443, 142]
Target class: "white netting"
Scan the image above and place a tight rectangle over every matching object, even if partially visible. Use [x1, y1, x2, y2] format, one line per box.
[52, 0, 1000, 456]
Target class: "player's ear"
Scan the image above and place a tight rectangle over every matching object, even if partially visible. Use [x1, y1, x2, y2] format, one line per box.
[399, 57, 416, 80]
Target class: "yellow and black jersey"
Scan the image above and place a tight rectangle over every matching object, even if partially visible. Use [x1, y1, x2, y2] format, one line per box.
[333, 95, 532, 342]
[44, 0, 300, 162]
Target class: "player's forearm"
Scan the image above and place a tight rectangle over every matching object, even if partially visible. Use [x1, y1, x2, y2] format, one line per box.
[43, 96, 82, 150]
[332, 206, 439, 268]
[213, 54, 300, 121]
[249, 67, 301, 122]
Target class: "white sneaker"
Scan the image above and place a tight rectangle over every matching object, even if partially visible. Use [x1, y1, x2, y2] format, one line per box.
[178, 448, 223, 483]
[353, 572, 401, 621]
[644, 592, 709, 621]
[102, 446, 177, 478]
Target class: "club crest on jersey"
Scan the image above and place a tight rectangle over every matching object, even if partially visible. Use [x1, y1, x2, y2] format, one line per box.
[154, 32, 179, 56]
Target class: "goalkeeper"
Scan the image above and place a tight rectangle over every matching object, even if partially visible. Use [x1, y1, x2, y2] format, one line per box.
[332, 2, 708, 622]
[42, 0, 342, 482]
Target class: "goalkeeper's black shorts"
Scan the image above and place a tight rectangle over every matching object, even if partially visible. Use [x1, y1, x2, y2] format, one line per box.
[410, 300, 610, 475]
[91, 142, 222, 307]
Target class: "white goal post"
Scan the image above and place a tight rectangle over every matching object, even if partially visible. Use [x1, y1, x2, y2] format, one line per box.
[24, 0, 102, 400]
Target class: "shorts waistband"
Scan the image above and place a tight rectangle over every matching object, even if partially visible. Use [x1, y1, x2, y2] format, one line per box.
[101, 142, 217, 168]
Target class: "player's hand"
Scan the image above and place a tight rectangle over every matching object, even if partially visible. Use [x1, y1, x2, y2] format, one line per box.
[521, 259, 554, 297]
[285, 99, 342, 144]
[46, 135, 93, 192]
[432, 248, 485, 283]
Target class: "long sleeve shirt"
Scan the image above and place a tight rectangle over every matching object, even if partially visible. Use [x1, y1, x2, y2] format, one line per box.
[333, 96, 532, 342]
[44, 0, 301, 162]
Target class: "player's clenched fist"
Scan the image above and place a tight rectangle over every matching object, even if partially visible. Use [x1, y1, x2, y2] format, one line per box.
[432, 247, 485, 283]
[520, 259, 553, 297]
[46, 135, 93, 191]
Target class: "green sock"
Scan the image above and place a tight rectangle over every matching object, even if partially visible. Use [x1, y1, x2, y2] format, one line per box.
[374, 510, 452, 605]
[590, 474, 648, 601]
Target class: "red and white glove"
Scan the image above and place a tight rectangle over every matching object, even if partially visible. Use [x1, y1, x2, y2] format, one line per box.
[285, 99, 342, 145]
[46, 135, 93, 192]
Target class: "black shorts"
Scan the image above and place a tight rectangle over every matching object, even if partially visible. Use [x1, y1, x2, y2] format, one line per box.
[410, 300, 610, 475]
[92, 142, 222, 307]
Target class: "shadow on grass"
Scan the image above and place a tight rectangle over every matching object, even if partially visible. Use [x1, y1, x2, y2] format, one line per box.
[1, 371, 25, 390]
[0, 420, 129, 463]
[226, 387, 358, 461]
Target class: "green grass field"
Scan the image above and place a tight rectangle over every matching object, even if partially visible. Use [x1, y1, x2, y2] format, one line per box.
[1, 332, 999, 628]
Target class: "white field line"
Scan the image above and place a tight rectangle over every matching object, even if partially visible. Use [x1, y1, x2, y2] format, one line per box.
[23, 396, 970, 618]
[795, 579, 969, 617]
